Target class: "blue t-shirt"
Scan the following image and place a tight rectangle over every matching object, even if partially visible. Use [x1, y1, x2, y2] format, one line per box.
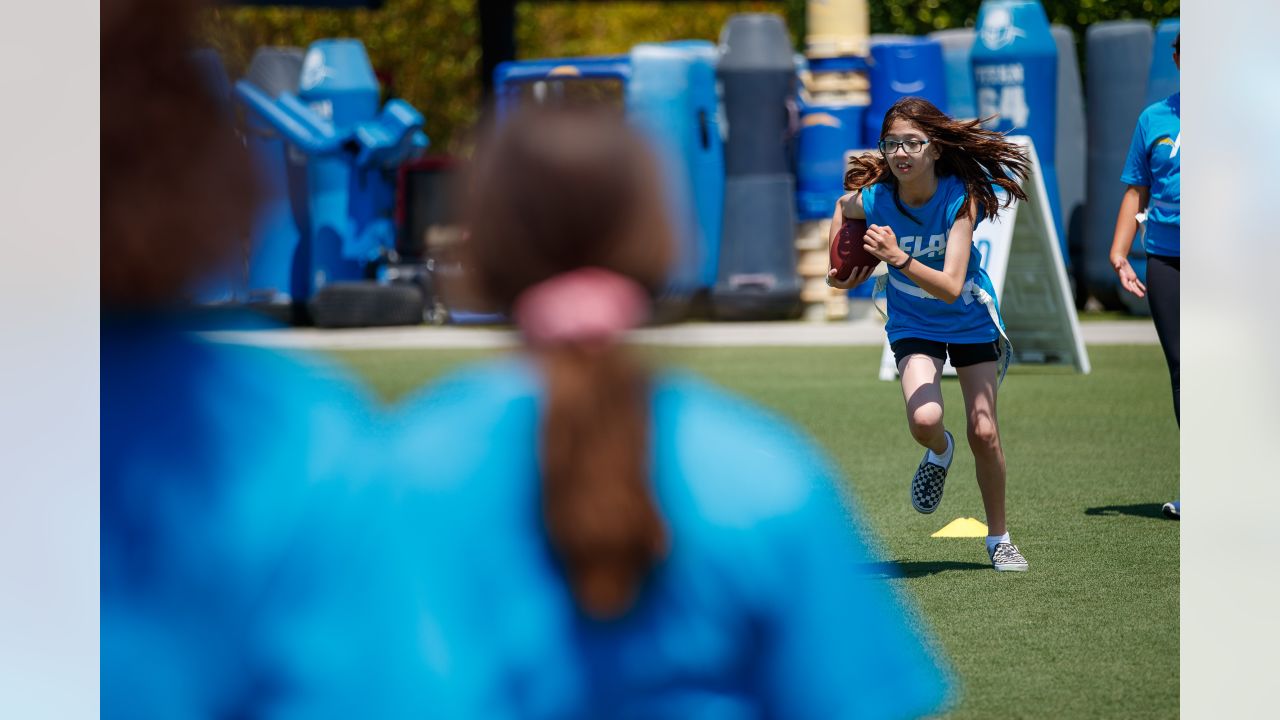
[101, 316, 442, 718]
[1121, 92, 1180, 257]
[387, 357, 953, 720]
[863, 175, 1001, 344]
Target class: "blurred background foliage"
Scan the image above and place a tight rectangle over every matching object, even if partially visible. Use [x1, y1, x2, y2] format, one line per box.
[202, 0, 1177, 153]
[514, 2, 793, 59]
[202, 0, 481, 154]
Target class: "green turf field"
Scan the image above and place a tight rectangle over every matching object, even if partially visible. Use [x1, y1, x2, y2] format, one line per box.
[333, 344, 1179, 719]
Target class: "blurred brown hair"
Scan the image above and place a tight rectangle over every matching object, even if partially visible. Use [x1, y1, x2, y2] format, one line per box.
[102, 0, 258, 307]
[462, 107, 675, 619]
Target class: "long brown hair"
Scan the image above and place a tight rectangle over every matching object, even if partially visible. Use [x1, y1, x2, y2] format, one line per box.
[844, 96, 1029, 222]
[102, 0, 259, 308]
[462, 108, 674, 619]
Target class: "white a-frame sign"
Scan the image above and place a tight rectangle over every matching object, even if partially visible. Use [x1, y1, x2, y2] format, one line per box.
[876, 136, 1091, 380]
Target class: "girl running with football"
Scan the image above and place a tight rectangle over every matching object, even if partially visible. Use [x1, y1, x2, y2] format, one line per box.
[828, 96, 1032, 571]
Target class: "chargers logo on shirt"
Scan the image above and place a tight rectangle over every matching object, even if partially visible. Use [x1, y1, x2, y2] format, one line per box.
[1155, 133, 1181, 158]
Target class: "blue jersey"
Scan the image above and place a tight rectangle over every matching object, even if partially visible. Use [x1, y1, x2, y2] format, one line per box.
[387, 357, 953, 720]
[102, 316, 441, 718]
[863, 175, 1001, 344]
[1121, 93, 1180, 257]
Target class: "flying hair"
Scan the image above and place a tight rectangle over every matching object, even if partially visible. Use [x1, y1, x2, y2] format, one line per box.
[844, 96, 1030, 223]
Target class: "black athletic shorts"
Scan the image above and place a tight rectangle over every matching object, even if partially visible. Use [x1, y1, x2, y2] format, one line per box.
[891, 337, 1000, 368]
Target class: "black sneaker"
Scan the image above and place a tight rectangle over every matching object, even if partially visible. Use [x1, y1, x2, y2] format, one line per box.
[910, 430, 952, 514]
[989, 542, 1029, 572]
[1161, 500, 1180, 520]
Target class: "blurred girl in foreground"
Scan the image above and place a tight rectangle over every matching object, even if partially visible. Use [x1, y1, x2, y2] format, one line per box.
[389, 107, 953, 719]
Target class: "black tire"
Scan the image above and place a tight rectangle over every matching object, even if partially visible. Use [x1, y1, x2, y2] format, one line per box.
[709, 290, 803, 321]
[309, 282, 425, 328]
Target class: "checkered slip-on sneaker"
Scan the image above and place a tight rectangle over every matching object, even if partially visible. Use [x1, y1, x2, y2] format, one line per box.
[910, 430, 953, 514]
[1162, 500, 1180, 520]
[989, 542, 1029, 572]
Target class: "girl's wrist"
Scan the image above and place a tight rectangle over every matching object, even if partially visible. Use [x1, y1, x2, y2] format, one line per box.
[892, 252, 912, 270]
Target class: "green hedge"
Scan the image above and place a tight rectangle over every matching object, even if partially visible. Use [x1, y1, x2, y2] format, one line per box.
[867, 0, 1177, 37]
[201, 0, 1177, 153]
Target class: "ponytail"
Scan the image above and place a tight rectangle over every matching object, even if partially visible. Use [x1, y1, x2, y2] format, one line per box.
[540, 344, 666, 619]
[512, 267, 667, 619]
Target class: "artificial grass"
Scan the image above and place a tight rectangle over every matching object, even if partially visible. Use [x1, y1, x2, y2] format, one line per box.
[332, 344, 1179, 719]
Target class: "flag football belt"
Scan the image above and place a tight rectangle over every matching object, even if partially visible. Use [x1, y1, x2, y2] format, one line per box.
[873, 273, 1012, 386]
[1139, 198, 1179, 225]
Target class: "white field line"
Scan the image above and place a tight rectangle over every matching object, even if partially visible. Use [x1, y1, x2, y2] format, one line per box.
[204, 319, 1158, 351]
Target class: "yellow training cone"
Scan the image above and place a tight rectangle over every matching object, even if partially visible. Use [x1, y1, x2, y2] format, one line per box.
[931, 517, 989, 538]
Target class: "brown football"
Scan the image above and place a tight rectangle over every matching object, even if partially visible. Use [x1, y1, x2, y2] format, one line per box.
[830, 216, 879, 282]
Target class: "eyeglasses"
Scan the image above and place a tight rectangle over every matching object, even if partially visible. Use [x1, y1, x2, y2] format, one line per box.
[878, 138, 930, 155]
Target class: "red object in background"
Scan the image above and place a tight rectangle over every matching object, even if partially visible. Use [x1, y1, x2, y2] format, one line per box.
[374, 68, 395, 102]
[829, 216, 877, 282]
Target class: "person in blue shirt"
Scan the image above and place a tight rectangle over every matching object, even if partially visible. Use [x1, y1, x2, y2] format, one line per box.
[102, 1, 440, 715]
[388, 107, 953, 719]
[828, 96, 1032, 571]
[102, 325, 444, 718]
[1110, 34, 1181, 521]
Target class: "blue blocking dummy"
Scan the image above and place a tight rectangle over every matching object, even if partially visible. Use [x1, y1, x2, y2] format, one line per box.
[1083, 21, 1153, 310]
[234, 39, 428, 309]
[795, 93, 865, 220]
[240, 47, 306, 312]
[972, 0, 1067, 263]
[929, 29, 977, 120]
[863, 36, 948, 144]
[1146, 19, 1180, 106]
[628, 41, 725, 296]
[712, 14, 803, 320]
[493, 44, 725, 300]
[1052, 24, 1087, 293]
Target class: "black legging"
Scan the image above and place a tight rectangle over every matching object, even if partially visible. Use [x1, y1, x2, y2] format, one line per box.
[1146, 253, 1180, 423]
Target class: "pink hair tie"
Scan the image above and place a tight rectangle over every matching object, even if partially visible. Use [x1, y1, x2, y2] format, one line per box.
[513, 268, 651, 346]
